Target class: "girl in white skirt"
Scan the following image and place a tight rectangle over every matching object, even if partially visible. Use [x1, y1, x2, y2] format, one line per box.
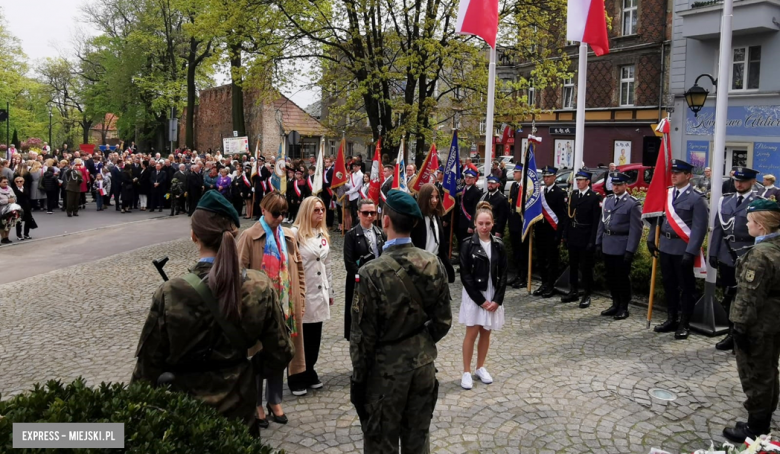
[459, 201, 507, 389]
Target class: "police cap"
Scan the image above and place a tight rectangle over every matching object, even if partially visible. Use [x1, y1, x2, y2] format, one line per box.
[610, 172, 631, 184]
[575, 169, 591, 180]
[733, 167, 759, 181]
[385, 189, 423, 220]
[671, 159, 694, 173]
[513, 164, 524, 173]
[196, 190, 240, 228]
[541, 166, 557, 176]
[464, 169, 478, 178]
[487, 175, 500, 183]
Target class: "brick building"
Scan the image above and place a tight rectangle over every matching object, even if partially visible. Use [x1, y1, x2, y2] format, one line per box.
[497, 0, 672, 168]
[180, 84, 330, 159]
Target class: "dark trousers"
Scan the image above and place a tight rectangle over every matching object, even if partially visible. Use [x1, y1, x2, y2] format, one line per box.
[151, 189, 165, 210]
[66, 191, 80, 215]
[133, 188, 139, 208]
[510, 229, 529, 281]
[568, 244, 594, 294]
[16, 221, 31, 237]
[188, 192, 201, 216]
[735, 332, 780, 431]
[170, 196, 185, 215]
[113, 190, 122, 211]
[79, 191, 87, 206]
[46, 190, 58, 212]
[604, 253, 631, 307]
[349, 198, 359, 223]
[288, 322, 323, 390]
[536, 230, 560, 287]
[660, 252, 696, 316]
[322, 191, 334, 227]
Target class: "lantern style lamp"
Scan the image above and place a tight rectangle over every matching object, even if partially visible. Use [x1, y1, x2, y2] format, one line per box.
[684, 74, 717, 117]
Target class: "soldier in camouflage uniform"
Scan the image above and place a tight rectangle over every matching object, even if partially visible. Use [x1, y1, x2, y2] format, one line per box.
[132, 191, 294, 433]
[350, 189, 452, 454]
[723, 198, 780, 444]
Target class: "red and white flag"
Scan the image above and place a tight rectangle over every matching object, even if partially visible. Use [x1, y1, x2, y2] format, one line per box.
[455, 0, 499, 48]
[368, 138, 384, 204]
[410, 143, 439, 193]
[566, 0, 610, 56]
[642, 118, 671, 219]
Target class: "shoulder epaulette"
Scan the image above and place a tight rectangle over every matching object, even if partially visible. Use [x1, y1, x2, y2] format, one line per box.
[628, 195, 638, 201]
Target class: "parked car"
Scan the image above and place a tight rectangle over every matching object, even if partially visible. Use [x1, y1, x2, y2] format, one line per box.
[591, 163, 654, 196]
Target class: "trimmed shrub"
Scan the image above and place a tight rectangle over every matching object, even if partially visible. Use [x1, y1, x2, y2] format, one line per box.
[0, 378, 279, 453]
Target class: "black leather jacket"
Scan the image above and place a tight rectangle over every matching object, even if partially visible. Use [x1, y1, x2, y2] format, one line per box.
[459, 233, 508, 306]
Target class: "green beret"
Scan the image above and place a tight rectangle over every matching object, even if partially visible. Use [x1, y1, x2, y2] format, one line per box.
[747, 198, 780, 214]
[385, 189, 423, 220]
[196, 190, 241, 227]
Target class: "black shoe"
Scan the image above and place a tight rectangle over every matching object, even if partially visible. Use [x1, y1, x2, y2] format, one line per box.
[613, 310, 630, 320]
[716, 334, 734, 351]
[266, 404, 288, 424]
[24, 235, 31, 240]
[73, 213, 79, 216]
[674, 324, 690, 340]
[579, 294, 591, 309]
[0, 238, 11, 244]
[723, 424, 761, 444]
[601, 304, 619, 316]
[541, 288, 555, 298]
[512, 280, 526, 289]
[532, 285, 547, 296]
[309, 380, 323, 389]
[561, 291, 579, 303]
[654, 318, 678, 333]
[67, 213, 72, 217]
[255, 416, 269, 430]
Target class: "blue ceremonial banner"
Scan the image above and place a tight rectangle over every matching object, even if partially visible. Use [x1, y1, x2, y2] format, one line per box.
[271, 142, 286, 194]
[521, 142, 543, 241]
[442, 131, 461, 214]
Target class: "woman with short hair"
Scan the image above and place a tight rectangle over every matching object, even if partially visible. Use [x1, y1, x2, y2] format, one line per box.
[237, 192, 306, 425]
[762, 174, 780, 201]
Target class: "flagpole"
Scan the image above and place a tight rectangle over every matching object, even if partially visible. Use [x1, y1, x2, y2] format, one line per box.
[483, 45, 497, 179]
[646, 225, 661, 329]
[448, 209, 455, 260]
[527, 233, 533, 294]
[573, 43, 588, 171]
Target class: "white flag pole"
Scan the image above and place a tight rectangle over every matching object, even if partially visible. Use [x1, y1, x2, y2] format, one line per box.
[573, 42, 588, 171]
[484, 45, 497, 178]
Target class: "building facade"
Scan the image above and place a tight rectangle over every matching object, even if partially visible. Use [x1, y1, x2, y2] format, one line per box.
[495, 0, 671, 168]
[669, 0, 780, 178]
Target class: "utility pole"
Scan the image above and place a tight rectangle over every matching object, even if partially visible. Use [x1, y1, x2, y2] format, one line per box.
[48, 105, 53, 147]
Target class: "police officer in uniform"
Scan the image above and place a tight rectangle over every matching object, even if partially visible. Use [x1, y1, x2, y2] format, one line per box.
[562, 169, 601, 308]
[480, 175, 509, 237]
[457, 169, 483, 247]
[350, 190, 452, 454]
[648, 159, 708, 340]
[508, 164, 529, 288]
[533, 166, 568, 297]
[595, 172, 642, 319]
[709, 167, 760, 350]
[723, 199, 780, 443]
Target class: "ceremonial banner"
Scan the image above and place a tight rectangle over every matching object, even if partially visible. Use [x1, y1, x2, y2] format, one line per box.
[410, 143, 438, 193]
[368, 138, 383, 204]
[391, 140, 408, 193]
[271, 142, 287, 194]
[442, 131, 461, 214]
[642, 118, 672, 219]
[331, 138, 348, 189]
[521, 139, 544, 241]
[312, 140, 324, 196]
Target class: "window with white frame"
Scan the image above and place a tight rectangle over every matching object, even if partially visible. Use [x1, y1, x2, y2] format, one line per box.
[619, 65, 635, 106]
[329, 140, 336, 155]
[732, 46, 761, 90]
[527, 79, 536, 107]
[563, 78, 574, 109]
[479, 119, 486, 135]
[623, 0, 638, 35]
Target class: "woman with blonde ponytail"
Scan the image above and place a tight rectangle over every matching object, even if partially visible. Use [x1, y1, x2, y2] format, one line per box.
[132, 191, 294, 436]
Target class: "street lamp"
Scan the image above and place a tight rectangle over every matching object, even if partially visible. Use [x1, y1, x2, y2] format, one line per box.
[48, 105, 53, 148]
[683, 74, 717, 117]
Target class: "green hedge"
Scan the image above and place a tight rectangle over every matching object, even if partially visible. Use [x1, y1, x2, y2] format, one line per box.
[0, 378, 278, 453]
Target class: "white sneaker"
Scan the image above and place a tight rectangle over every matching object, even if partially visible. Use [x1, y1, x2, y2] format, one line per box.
[475, 367, 493, 384]
[461, 372, 473, 390]
[291, 389, 307, 396]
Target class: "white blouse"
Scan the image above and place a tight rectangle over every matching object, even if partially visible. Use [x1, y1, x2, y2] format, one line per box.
[292, 227, 333, 324]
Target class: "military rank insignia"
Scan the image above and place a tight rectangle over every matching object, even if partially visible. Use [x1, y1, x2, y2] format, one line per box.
[746, 270, 755, 282]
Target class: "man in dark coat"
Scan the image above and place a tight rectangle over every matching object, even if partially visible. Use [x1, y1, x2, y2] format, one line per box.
[150, 162, 167, 212]
[561, 169, 602, 308]
[322, 156, 335, 228]
[508, 164, 529, 288]
[110, 162, 123, 211]
[456, 169, 482, 248]
[186, 163, 204, 216]
[480, 175, 509, 237]
[131, 156, 142, 209]
[533, 166, 569, 297]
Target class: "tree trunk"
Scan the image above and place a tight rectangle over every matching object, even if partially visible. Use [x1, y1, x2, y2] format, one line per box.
[229, 42, 246, 137]
[81, 117, 92, 145]
[185, 40, 198, 149]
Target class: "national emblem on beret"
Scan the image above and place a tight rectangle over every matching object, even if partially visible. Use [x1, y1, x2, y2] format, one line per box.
[746, 270, 755, 282]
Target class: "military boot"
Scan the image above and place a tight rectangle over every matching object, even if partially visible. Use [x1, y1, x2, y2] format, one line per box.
[674, 314, 691, 340]
[613, 297, 630, 320]
[541, 286, 556, 298]
[601, 301, 619, 316]
[654, 314, 678, 333]
[723, 418, 768, 444]
[716, 324, 734, 351]
[561, 289, 579, 303]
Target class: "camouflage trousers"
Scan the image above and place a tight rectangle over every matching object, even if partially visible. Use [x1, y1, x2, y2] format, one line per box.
[735, 331, 780, 429]
[362, 363, 438, 454]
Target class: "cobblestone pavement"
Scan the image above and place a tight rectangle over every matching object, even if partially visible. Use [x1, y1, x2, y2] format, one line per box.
[0, 231, 768, 453]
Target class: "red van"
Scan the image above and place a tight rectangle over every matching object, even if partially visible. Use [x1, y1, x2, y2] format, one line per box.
[591, 163, 654, 196]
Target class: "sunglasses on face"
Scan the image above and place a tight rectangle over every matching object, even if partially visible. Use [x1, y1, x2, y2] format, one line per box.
[313, 208, 325, 213]
[360, 211, 377, 216]
[270, 210, 288, 219]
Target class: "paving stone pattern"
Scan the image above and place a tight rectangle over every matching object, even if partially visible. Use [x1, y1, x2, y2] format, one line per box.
[0, 232, 770, 453]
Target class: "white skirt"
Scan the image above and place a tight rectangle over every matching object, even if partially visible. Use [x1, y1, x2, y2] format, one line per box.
[458, 287, 505, 331]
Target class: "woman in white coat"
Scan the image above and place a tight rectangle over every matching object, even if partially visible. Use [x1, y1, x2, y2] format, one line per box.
[289, 196, 333, 394]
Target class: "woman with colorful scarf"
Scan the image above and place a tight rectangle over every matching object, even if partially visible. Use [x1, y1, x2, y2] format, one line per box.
[237, 192, 306, 425]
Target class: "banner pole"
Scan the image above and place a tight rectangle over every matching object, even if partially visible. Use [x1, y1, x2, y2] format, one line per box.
[448, 209, 455, 260]
[527, 233, 533, 294]
[573, 42, 588, 171]
[647, 225, 661, 329]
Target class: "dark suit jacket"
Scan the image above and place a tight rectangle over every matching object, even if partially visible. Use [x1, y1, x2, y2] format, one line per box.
[343, 224, 385, 339]
[564, 189, 601, 248]
[410, 215, 456, 282]
[152, 170, 167, 191]
[480, 190, 509, 236]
